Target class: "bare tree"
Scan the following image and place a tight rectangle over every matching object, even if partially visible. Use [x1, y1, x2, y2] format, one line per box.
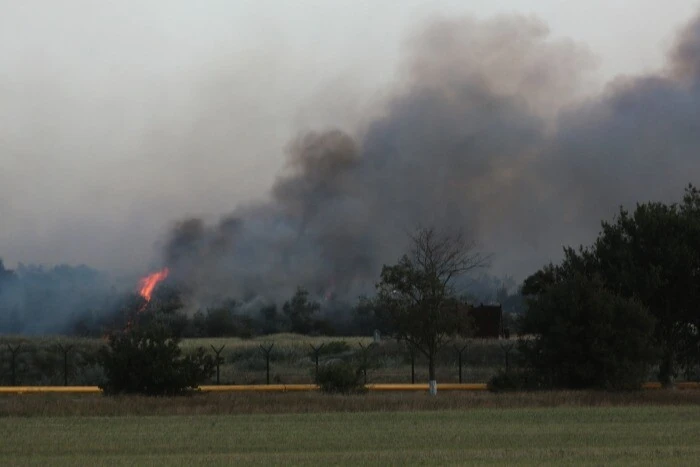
[375, 227, 489, 395]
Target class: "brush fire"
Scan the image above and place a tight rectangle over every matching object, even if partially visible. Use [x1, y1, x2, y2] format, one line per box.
[138, 267, 170, 303]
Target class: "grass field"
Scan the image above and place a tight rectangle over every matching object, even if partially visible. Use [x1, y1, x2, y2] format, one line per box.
[2, 406, 700, 465]
[4, 390, 700, 416]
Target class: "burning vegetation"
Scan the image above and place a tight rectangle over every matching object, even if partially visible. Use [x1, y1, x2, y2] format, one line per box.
[138, 268, 170, 303]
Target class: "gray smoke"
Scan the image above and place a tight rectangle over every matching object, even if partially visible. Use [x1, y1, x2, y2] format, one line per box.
[162, 13, 700, 307]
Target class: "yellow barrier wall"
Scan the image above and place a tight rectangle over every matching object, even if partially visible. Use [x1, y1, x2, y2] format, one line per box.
[0, 386, 101, 394]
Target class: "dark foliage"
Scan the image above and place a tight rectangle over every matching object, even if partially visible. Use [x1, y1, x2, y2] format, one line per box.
[198, 304, 254, 338]
[316, 360, 366, 394]
[520, 272, 657, 389]
[522, 184, 700, 386]
[98, 320, 215, 396]
[282, 287, 322, 334]
[257, 304, 283, 335]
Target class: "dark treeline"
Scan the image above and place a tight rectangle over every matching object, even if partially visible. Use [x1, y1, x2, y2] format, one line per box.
[0, 259, 522, 338]
[2, 185, 700, 392]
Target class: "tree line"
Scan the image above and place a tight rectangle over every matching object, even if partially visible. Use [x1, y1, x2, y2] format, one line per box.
[89, 183, 700, 394]
[342, 184, 700, 393]
[0, 259, 521, 338]
[5, 184, 699, 395]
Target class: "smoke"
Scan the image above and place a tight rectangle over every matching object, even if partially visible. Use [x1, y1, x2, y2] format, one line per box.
[3, 6, 700, 327]
[161, 12, 700, 307]
[0, 261, 118, 334]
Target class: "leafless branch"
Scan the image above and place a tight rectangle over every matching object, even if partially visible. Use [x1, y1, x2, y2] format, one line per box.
[410, 226, 491, 289]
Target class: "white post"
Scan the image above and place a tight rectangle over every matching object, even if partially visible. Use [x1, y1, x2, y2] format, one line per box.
[429, 380, 437, 396]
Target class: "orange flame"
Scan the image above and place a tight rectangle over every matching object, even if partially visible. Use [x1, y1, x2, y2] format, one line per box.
[138, 267, 170, 302]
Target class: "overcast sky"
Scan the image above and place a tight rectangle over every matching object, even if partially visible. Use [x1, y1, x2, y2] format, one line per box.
[2, 0, 699, 274]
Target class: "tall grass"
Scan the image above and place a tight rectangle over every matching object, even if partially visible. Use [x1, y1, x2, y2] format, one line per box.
[1, 335, 510, 386]
[0, 336, 104, 386]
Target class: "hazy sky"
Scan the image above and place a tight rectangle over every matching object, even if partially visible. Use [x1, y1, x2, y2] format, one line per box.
[1, 0, 699, 274]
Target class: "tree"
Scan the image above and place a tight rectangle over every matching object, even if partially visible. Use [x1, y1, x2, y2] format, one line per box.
[200, 302, 252, 338]
[258, 304, 281, 334]
[520, 272, 657, 389]
[0, 259, 15, 287]
[283, 287, 321, 334]
[523, 184, 700, 386]
[98, 319, 215, 396]
[111, 286, 190, 339]
[0, 259, 21, 333]
[375, 227, 488, 395]
[592, 200, 697, 385]
[351, 296, 395, 336]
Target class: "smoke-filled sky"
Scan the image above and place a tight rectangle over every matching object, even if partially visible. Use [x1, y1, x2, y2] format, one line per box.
[2, 1, 700, 302]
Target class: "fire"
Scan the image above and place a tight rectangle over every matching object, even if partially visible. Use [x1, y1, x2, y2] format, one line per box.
[138, 267, 170, 302]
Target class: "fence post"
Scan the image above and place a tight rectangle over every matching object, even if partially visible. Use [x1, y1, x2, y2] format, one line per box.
[500, 341, 515, 373]
[259, 343, 274, 385]
[309, 344, 325, 383]
[358, 342, 371, 385]
[56, 344, 74, 386]
[7, 344, 21, 386]
[454, 344, 468, 383]
[210, 345, 226, 385]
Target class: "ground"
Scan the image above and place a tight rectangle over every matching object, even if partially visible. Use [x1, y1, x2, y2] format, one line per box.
[1, 393, 700, 465]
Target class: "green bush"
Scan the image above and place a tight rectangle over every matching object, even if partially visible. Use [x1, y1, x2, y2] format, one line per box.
[98, 322, 215, 396]
[316, 360, 366, 394]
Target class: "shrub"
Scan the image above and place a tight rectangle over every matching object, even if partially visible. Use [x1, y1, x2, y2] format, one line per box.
[520, 273, 657, 389]
[98, 322, 215, 396]
[316, 360, 366, 394]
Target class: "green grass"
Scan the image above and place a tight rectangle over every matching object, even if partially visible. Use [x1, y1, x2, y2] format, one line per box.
[2, 406, 700, 465]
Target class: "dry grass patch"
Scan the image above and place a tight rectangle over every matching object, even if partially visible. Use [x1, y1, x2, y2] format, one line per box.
[2, 390, 700, 417]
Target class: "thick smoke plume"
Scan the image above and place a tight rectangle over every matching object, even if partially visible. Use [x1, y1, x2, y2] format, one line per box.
[163, 13, 700, 308]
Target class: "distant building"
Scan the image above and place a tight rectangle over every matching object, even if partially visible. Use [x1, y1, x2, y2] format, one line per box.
[459, 303, 503, 339]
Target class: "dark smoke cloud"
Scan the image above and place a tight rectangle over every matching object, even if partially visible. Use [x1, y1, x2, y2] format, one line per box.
[163, 12, 700, 308]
